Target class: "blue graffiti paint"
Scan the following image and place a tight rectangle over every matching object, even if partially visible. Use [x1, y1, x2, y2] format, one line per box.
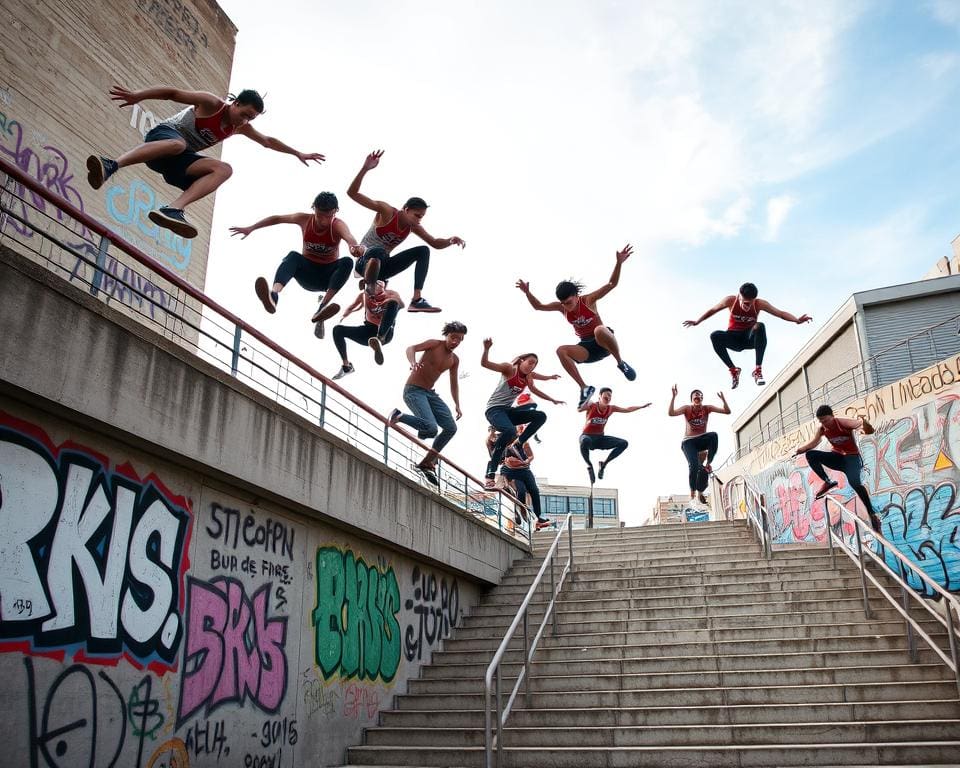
[106, 179, 192, 271]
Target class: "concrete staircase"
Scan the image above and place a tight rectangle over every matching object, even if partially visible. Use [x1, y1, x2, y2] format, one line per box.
[345, 521, 960, 766]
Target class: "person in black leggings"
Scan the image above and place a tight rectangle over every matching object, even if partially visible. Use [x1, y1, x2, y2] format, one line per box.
[489, 426, 552, 530]
[668, 386, 730, 504]
[331, 281, 403, 379]
[578, 387, 650, 484]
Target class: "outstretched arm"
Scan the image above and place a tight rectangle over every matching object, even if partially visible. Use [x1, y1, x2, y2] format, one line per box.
[409, 224, 466, 250]
[333, 219, 366, 258]
[683, 296, 735, 327]
[531, 371, 561, 381]
[756, 298, 812, 325]
[585, 244, 632, 303]
[237, 124, 324, 165]
[516, 279, 562, 311]
[347, 150, 394, 217]
[707, 392, 731, 415]
[108, 85, 221, 111]
[837, 416, 874, 435]
[611, 403, 651, 413]
[795, 426, 825, 455]
[229, 212, 306, 239]
[667, 385, 686, 416]
[480, 338, 516, 375]
[528, 381, 564, 405]
[341, 292, 364, 318]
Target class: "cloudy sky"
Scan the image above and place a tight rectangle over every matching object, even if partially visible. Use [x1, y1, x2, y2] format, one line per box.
[205, 0, 960, 525]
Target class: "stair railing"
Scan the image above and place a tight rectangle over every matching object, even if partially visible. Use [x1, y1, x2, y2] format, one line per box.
[484, 511, 575, 768]
[822, 495, 960, 696]
[733, 476, 772, 560]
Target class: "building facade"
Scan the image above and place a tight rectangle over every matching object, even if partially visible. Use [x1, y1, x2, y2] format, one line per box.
[539, 479, 621, 529]
[650, 494, 712, 525]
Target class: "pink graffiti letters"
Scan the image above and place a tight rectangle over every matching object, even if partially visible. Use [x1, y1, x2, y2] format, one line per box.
[177, 576, 288, 726]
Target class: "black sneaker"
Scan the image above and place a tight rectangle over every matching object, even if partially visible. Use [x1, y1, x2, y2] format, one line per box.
[586, 464, 596, 485]
[416, 464, 440, 487]
[598, 460, 608, 480]
[368, 336, 384, 365]
[314, 319, 327, 339]
[578, 385, 595, 409]
[535, 517, 553, 530]
[617, 360, 637, 381]
[814, 479, 839, 500]
[388, 408, 402, 425]
[149, 207, 198, 239]
[408, 298, 442, 313]
[332, 363, 354, 380]
[255, 277, 277, 314]
[86, 155, 118, 190]
[311, 302, 340, 324]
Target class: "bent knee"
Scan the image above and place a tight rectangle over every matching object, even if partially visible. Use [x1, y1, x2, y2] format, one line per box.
[216, 161, 234, 179]
[709, 330, 724, 342]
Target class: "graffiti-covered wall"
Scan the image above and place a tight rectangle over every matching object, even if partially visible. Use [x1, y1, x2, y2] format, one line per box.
[718, 355, 960, 595]
[0, 405, 482, 767]
[0, 0, 236, 335]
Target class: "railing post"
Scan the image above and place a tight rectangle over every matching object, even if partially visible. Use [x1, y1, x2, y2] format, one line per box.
[906, 337, 915, 372]
[382, 424, 389, 463]
[495, 667, 503, 767]
[550, 554, 557, 636]
[522, 609, 531, 706]
[318, 381, 327, 428]
[90, 234, 109, 297]
[230, 324, 242, 376]
[568, 521, 575, 583]
[928, 328, 939, 361]
[825, 500, 836, 570]
[946, 603, 960, 698]
[854, 525, 872, 619]
[901, 582, 918, 662]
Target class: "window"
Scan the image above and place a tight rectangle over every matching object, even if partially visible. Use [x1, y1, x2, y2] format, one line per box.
[593, 498, 616, 517]
[544, 495, 566, 516]
[568, 497, 587, 516]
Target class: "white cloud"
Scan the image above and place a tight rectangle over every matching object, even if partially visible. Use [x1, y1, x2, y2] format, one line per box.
[928, 0, 960, 30]
[764, 195, 797, 241]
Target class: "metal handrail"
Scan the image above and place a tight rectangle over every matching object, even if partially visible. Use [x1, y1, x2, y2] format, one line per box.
[821, 495, 960, 696]
[484, 512, 575, 768]
[730, 476, 772, 560]
[0, 155, 532, 544]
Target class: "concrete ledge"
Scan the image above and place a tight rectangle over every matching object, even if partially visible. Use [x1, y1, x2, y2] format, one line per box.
[0, 245, 527, 584]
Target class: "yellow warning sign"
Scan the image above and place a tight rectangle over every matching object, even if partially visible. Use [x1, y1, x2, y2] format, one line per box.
[934, 450, 954, 471]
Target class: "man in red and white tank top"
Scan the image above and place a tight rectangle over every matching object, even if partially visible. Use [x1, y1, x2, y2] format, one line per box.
[229, 192, 364, 338]
[578, 387, 650, 485]
[329, 280, 405, 380]
[347, 150, 466, 313]
[86, 85, 324, 240]
[795, 404, 880, 532]
[668, 386, 731, 503]
[683, 282, 812, 389]
[517, 245, 638, 408]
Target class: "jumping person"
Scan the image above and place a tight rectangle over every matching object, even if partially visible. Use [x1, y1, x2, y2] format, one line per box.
[229, 192, 363, 336]
[330, 280, 404, 379]
[516, 245, 636, 408]
[87, 85, 324, 239]
[668, 386, 730, 504]
[578, 387, 650, 484]
[388, 322, 468, 487]
[682, 282, 811, 389]
[347, 150, 465, 311]
[480, 338, 563, 490]
[500, 426, 553, 530]
[794, 405, 880, 532]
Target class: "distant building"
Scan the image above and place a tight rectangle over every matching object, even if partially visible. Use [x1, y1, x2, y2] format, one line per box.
[650, 494, 711, 525]
[538, 479, 620, 529]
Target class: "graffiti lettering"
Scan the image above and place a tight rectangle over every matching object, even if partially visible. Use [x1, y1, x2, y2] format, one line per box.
[146, 737, 190, 768]
[403, 567, 460, 662]
[257, 717, 298, 748]
[70, 246, 176, 320]
[177, 577, 288, 725]
[0, 417, 191, 669]
[136, 0, 209, 61]
[244, 752, 280, 768]
[183, 718, 228, 761]
[206, 503, 295, 560]
[311, 546, 401, 682]
[106, 178, 192, 271]
[342, 682, 380, 720]
[301, 669, 339, 719]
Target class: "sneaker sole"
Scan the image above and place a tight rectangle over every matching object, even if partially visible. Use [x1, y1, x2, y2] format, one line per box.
[408, 306, 442, 313]
[312, 302, 340, 324]
[368, 338, 384, 365]
[148, 210, 198, 239]
[86, 155, 105, 190]
[314, 321, 325, 339]
[814, 485, 839, 500]
[254, 278, 276, 314]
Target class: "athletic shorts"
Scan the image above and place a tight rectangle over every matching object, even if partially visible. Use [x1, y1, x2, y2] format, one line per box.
[144, 124, 207, 191]
[577, 329, 614, 364]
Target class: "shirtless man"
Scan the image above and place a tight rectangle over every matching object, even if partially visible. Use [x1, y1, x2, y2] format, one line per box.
[348, 150, 465, 311]
[794, 404, 880, 532]
[517, 245, 636, 408]
[330, 280, 404, 378]
[683, 282, 812, 389]
[668, 386, 731, 504]
[578, 387, 650, 484]
[229, 192, 363, 337]
[87, 85, 324, 239]
[388, 321, 468, 486]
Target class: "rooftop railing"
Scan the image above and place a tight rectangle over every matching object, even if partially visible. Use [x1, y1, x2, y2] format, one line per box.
[0, 155, 532, 546]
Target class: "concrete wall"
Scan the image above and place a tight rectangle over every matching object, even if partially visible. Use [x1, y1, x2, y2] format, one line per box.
[1, 0, 236, 328]
[717, 355, 960, 596]
[0, 246, 528, 766]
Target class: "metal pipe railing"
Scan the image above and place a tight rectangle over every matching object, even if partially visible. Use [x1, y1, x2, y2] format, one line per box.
[821, 495, 960, 696]
[484, 512, 575, 768]
[0, 155, 533, 544]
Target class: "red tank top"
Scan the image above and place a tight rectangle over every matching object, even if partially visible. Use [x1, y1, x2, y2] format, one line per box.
[582, 402, 610, 435]
[564, 299, 602, 339]
[684, 407, 709, 437]
[364, 285, 395, 326]
[194, 103, 235, 146]
[822, 419, 859, 456]
[373, 210, 410, 250]
[301, 217, 342, 264]
[728, 296, 759, 331]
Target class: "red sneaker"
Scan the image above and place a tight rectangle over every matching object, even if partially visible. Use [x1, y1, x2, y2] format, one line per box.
[730, 367, 742, 389]
[753, 366, 765, 386]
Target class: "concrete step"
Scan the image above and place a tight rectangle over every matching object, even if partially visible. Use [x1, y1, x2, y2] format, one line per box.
[392, 679, 960, 710]
[346, 740, 960, 766]
[516, 542, 764, 567]
[379, 698, 960, 728]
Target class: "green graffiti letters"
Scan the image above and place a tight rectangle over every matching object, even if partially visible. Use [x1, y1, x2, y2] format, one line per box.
[311, 547, 401, 682]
